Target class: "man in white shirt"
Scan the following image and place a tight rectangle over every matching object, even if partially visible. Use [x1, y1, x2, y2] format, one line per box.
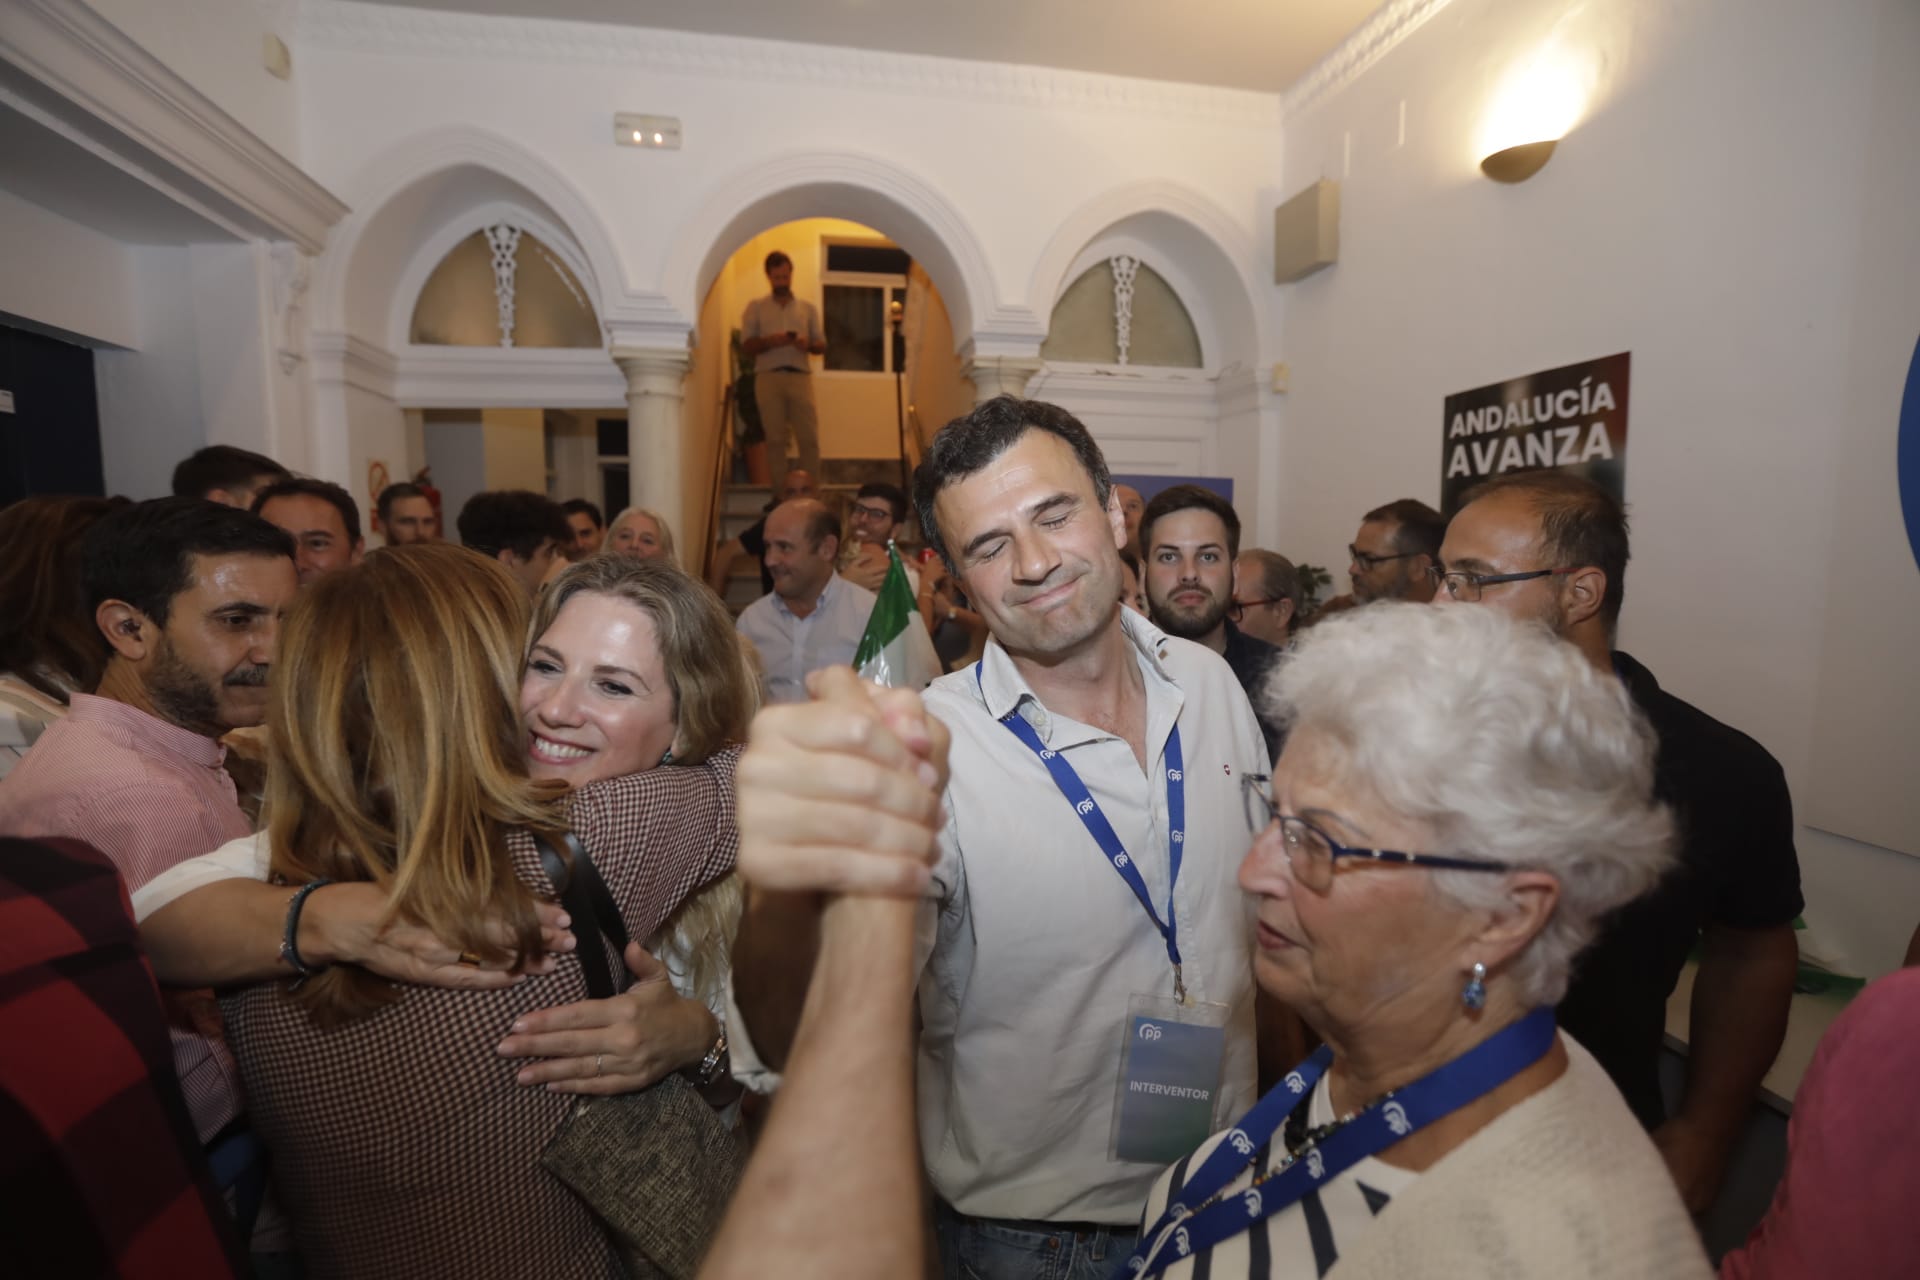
[740, 250, 826, 495]
[729, 396, 1268, 1280]
[735, 498, 935, 704]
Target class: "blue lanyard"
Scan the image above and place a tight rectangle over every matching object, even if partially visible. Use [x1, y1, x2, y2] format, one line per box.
[976, 662, 1189, 1000]
[1117, 1006, 1558, 1278]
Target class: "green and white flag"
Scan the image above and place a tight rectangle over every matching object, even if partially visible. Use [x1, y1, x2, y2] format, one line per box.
[855, 542, 940, 690]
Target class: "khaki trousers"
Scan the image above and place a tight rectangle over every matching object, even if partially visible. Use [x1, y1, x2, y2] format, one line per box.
[754, 371, 821, 493]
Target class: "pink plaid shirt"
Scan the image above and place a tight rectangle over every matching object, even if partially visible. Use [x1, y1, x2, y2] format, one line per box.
[0, 693, 252, 1142]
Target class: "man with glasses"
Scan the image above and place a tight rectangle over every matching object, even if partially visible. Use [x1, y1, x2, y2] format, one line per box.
[1435, 470, 1803, 1216]
[1232, 549, 1303, 649]
[839, 481, 921, 595]
[1138, 484, 1285, 760]
[1348, 498, 1445, 604]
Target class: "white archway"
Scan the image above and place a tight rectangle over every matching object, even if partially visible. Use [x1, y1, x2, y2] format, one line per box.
[1030, 180, 1269, 371]
[660, 151, 1009, 352]
[1025, 181, 1277, 537]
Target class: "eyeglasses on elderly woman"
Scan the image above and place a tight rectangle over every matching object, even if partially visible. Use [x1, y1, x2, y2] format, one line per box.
[1240, 772, 1516, 893]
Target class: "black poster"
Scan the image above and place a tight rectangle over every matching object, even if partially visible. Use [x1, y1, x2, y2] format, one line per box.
[1440, 352, 1631, 515]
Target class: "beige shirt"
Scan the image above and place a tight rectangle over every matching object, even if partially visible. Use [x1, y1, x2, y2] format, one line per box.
[741, 292, 824, 375]
[730, 608, 1270, 1223]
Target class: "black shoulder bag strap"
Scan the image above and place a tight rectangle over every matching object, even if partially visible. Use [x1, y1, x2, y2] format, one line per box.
[536, 831, 630, 1001]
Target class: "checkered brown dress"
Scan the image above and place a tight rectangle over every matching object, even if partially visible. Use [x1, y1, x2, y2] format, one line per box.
[219, 749, 739, 1279]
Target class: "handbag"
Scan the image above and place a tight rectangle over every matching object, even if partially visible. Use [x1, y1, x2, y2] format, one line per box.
[535, 832, 747, 1280]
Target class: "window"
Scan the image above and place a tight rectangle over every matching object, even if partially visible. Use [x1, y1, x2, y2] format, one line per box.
[822, 241, 910, 374]
[597, 417, 629, 513]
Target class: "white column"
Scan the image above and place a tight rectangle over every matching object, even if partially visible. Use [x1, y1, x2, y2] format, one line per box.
[960, 354, 1043, 405]
[613, 346, 692, 549]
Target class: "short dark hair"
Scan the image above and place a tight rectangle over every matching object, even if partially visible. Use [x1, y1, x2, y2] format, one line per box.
[854, 482, 909, 526]
[81, 497, 295, 626]
[764, 251, 792, 273]
[253, 477, 363, 546]
[376, 482, 430, 529]
[560, 498, 604, 530]
[0, 495, 131, 700]
[912, 396, 1111, 569]
[1119, 547, 1142, 578]
[171, 445, 289, 500]
[1139, 484, 1242, 562]
[1240, 549, 1303, 612]
[1363, 498, 1447, 560]
[456, 490, 572, 561]
[1460, 472, 1630, 627]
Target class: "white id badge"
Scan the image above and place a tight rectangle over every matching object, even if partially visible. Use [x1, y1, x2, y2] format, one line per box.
[1109, 993, 1231, 1164]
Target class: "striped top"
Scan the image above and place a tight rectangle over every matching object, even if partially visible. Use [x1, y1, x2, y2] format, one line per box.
[1137, 1073, 1418, 1279]
[0, 692, 253, 1142]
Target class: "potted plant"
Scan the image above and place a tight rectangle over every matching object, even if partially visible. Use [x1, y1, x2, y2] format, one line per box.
[730, 328, 768, 484]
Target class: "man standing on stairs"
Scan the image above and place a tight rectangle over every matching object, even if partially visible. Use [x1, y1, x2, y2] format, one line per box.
[741, 250, 826, 494]
[707, 469, 818, 602]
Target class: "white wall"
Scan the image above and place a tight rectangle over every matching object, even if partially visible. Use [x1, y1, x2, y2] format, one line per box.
[0, 190, 138, 349]
[89, 240, 308, 498]
[1276, 0, 1920, 976]
[290, 1, 1284, 528]
[94, 246, 206, 497]
[87, 0, 304, 162]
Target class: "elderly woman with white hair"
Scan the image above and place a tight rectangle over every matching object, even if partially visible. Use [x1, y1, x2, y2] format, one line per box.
[605, 507, 677, 566]
[1126, 602, 1709, 1279]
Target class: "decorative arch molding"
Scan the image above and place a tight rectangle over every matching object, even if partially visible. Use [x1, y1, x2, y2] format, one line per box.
[385, 199, 601, 351]
[1052, 233, 1220, 372]
[310, 126, 638, 344]
[660, 150, 1040, 353]
[1029, 182, 1268, 370]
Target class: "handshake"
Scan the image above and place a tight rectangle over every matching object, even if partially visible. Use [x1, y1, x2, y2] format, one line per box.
[735, 666, 950, 899]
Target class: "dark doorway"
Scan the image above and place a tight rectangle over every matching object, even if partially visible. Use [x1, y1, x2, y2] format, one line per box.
[0, 322, 104, 506]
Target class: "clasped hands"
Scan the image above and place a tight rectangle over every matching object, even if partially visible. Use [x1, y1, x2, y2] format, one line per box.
[735, 666, 951, 900]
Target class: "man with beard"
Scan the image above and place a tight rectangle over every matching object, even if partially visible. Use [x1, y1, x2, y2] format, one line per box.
[736, 497, 938, 704]
[1347, 497, 1445, 605]
[1436, 470, 1802, 1215]
[1140, 484, 1285, 760]
[741, 249, 827, 494]
[729, 397, 1268, 1280]
[0, 496, 297, 1146]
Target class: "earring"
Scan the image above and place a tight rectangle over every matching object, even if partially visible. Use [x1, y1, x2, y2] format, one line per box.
[1461, 962, 1487, 1011]
[659, 748, 675, 766]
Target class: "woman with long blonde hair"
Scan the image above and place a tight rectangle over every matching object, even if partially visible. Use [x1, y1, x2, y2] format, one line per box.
[141, 544, 740, 1278]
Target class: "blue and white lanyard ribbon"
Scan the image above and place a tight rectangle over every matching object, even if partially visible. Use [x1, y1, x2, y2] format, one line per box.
[976, 663, 1189, 1000]
[1117, 1006, 1559, 1278]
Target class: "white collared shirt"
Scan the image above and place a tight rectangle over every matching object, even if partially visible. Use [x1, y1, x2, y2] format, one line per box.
[730, 608, 1269, 1223]
[736, 573, 871, 705]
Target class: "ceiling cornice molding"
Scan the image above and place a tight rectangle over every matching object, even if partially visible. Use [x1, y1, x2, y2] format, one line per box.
[295, 0, 1282, 127]
[1280, 0, 1455, 120]
[0, 0, 349, 252]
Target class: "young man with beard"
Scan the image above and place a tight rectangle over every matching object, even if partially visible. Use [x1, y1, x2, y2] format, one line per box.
[728, 397, 1269, 1280]
[1140, 484, 1285, 761]
[1435, 470, 1803, 1215]
[0, 497, 297, 1146]
[741, 249, 827, 493]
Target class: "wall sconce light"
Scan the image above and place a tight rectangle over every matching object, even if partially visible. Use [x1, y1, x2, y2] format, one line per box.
[1476, 40, 1591, 184]
[1481, 140, 1557, 183]
[614, 113, 681, 150]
